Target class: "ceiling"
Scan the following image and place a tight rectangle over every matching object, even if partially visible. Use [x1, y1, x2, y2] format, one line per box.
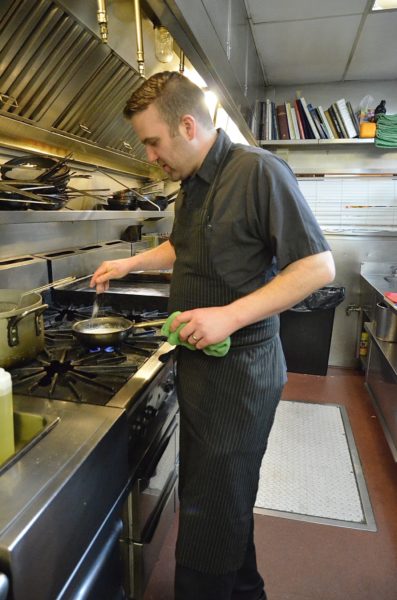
[244, 0, 397, 86]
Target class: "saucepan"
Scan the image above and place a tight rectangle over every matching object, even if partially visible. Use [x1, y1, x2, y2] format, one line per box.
[72, 316, 167, 348]
[0, 276, 75, 368]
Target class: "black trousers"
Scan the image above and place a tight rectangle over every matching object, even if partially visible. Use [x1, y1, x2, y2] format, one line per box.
[174, 519, 266, 600]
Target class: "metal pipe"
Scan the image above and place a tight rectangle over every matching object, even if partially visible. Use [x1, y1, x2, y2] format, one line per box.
[97, 0, 108, 43]
[179, 49, 185, 74]
[133, 0, 145, 77]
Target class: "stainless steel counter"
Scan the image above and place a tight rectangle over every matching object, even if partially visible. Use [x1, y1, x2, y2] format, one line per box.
[0, 395, 128, 599]
[361, 265, 397, 315]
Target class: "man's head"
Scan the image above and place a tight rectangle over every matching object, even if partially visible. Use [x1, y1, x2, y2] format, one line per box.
[124, 71, 213, 134]
[124, 71, 216, 181]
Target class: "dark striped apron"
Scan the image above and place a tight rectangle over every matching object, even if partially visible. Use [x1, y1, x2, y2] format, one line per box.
[169, 138, 287, 575]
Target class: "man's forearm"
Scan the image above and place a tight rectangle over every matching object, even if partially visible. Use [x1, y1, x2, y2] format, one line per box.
[126, 240, 176, 271]
[225, 250, 335, 331]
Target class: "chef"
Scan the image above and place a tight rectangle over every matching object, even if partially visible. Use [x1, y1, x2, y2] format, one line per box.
[91, 71, 335, 600]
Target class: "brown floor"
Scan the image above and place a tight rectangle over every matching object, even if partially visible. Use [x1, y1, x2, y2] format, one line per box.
[143, 368, 397, 600]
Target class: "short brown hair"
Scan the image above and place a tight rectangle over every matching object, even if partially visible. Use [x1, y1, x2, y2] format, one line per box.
[123, 71, 213, 134]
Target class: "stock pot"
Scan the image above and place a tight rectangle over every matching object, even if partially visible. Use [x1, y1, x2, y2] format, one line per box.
[0, 290, 48, 369]
[0, 277, 74, 368]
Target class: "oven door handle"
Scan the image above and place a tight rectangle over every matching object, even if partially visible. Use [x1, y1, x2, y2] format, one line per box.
[141, 471, 178, 544]
[139, 421, 178, 490]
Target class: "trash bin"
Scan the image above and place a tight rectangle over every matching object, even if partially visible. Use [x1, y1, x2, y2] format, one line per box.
[279, 286, 345, 376]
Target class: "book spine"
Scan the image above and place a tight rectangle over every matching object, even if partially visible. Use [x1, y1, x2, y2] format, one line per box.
[285, 102, 296, 139]
[266, 99, 271, 140]
[308, 104, 327, 138]
[331, 103, 348, 138]
[290, 106, 301, 139]
[346, 101, 360, 136]
[276, 104, 289, 139]
[295, 99, 314, 138]
[317, 106, 335, 139]
[271, 102, 279, 139]
[258, 101, 265, 140]
[300, 97, 320, 139]
[293, 99, 306, 138]
[324, 109, 338, 138]
[336, 98, 357, 138]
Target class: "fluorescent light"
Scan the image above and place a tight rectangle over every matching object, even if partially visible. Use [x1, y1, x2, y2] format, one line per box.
[372, 0, 397, 10]
[204, 90, 218, 120]
[182, 67, 207, 88]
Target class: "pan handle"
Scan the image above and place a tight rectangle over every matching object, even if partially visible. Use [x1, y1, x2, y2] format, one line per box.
[7, 304, 48, 347]
[133, 319, 167, 329]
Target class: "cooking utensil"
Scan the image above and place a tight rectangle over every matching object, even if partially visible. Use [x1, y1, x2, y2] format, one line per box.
[72, 317, 167, 348]
[36, 153, 72, 182]
[0, 291, 48, 369]
[0, 277, 76, 316]
[1, 155, 70, 183]
[0, 182, 55, 204]
[375, 301, 397, 342]
[17, 277, 76, 305]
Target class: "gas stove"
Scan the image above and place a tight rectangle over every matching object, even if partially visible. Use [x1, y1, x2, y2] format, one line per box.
[1, 251, 178, 600]
[11, 304, 170, 406]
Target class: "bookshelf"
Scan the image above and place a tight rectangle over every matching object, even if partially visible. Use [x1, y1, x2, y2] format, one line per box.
[259, 138, 375, 147]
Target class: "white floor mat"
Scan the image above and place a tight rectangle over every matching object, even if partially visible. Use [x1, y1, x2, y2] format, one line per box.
[254, 401, 376, 530]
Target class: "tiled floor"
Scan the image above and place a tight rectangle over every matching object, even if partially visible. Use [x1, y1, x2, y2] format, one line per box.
[143, 368, 397, 600]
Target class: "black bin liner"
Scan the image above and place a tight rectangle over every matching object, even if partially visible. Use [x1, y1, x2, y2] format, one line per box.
[279, 286, 345, 376]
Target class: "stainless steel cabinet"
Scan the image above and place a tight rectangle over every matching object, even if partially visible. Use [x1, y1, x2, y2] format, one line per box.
[366, 324, 397, 462]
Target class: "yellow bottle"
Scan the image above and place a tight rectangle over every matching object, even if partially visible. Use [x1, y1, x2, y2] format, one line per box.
[0, 367, 15, 465]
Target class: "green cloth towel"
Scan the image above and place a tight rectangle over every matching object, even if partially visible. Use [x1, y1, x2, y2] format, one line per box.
[375, 114, 397, 147]
[161, 311, 231, 357]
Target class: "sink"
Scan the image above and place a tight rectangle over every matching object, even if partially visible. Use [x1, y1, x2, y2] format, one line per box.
[0, 411, 59, 475]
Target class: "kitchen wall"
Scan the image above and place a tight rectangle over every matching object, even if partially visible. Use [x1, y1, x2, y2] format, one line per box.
[266, 80, 397, 368]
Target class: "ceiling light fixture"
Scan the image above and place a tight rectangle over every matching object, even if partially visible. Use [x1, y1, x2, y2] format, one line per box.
[372, 0, 397, 10]
[154, 27, 174, 63]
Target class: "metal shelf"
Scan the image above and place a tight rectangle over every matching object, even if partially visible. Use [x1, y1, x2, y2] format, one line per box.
[0, 210, 174, 224]
[259, 138, 375, 146]
[365, 322, 397, 378]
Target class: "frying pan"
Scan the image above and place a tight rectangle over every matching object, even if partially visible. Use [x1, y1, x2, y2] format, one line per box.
[1, 155, 70, 183]
[72, 316, 167, 348]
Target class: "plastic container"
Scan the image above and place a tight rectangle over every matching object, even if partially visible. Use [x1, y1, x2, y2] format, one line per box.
[375, 302, 397, 342]
[359, 331, 369, 357]
[0, 367, 15, 464]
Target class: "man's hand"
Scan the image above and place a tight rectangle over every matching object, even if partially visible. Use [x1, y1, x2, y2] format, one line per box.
[90, 258, 133, 293]
[168, 251, 335, 348]
[169, 306, 237, 349]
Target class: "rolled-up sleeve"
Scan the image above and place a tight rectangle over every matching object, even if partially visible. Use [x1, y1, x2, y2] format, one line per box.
[253, 153, 330, 270]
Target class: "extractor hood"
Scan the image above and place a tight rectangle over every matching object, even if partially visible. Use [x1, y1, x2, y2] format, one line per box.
[0, 0, 163, 178]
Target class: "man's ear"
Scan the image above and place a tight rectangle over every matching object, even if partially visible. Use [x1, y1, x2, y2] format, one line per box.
[179, 114, 196, 140]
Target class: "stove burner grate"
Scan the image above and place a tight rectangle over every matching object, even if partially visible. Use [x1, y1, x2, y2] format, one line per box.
[10, 303, 168, 404]
[12, 345, 139, 404]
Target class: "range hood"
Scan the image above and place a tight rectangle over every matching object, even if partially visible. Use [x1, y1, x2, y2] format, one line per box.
[0, 0, 163, 178]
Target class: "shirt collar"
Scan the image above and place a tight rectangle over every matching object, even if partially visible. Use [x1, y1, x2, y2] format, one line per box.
[196, 128, 232, 184]
[182, 128, 232, 189]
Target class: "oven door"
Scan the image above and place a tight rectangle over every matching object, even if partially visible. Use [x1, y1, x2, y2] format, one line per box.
[121, 416, 179, 599]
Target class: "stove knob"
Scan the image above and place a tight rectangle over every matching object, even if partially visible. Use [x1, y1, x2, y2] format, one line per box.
[143, 406, 157, 419]
[162, 381, 174, 393]
[131, 418, 146, 437]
